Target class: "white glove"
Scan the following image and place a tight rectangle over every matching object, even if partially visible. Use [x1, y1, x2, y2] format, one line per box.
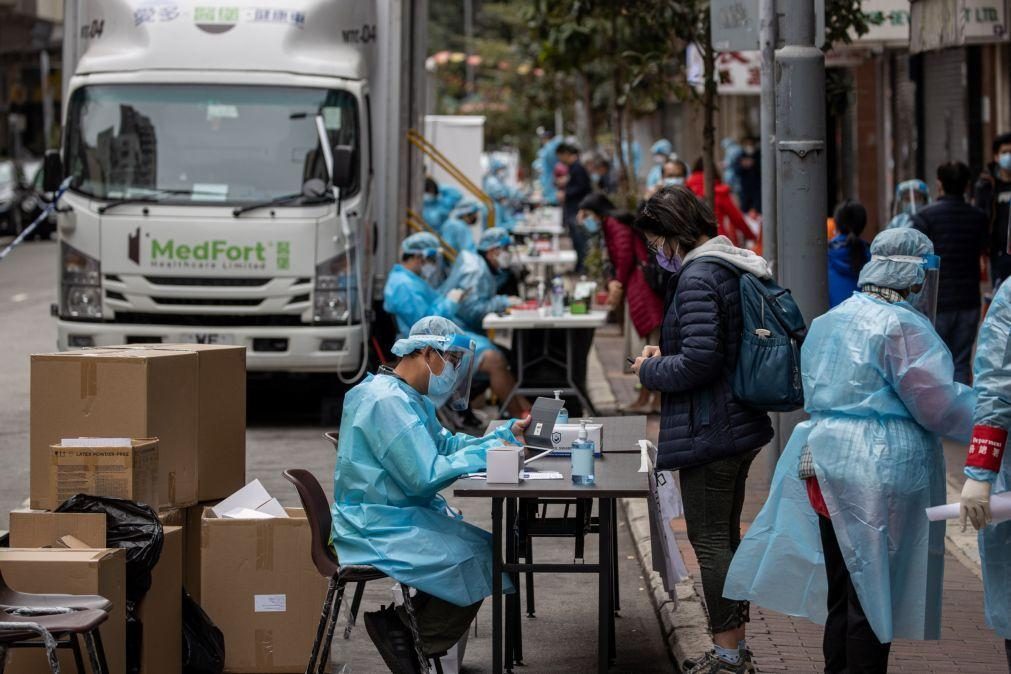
[960, 478, 993, 531]
[507, 295, 524, 307]
[446, 288, 465, 303]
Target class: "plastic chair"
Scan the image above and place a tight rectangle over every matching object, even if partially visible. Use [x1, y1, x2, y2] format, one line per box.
[0, 608, 110, 674]
[0, 572, 111, 614]
[283, 465, 441, 674]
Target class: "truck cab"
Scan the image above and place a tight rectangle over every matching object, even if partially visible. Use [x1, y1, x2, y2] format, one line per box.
[52, 0, 422, 374]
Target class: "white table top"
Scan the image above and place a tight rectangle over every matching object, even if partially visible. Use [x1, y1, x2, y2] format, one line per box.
[482, 309, 609, 330]
[512, 222, 566, 236]
[518, 250, 577, 266]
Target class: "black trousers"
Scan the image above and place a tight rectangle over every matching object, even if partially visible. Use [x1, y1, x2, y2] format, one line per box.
[819, 515, 891, 673]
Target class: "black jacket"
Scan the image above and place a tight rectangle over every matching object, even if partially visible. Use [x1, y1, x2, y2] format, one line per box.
[974, 165, 1011, 279]
[563, 161, 592, 223]
[638, 260, 773, 471]
[912, 195, 987, 312]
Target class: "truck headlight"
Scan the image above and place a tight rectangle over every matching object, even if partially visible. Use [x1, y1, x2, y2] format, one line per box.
[61, 242, 102, 319]
[313, 253, 356, 323]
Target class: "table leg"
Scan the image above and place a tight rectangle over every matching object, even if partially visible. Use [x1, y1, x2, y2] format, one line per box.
[492, 497, 503, 674]
[506, 498, 523, 667]
[611, 498, 621, 614]
[598, 498, 613, 673]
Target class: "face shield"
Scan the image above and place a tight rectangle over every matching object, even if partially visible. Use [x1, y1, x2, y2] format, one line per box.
[431, 334, 477, 411]
[420, 251, 446, 288]
[908, 254, 941, 324]
[894, 181, 930, 216]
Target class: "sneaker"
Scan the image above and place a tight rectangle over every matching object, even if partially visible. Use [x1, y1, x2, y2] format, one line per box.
[682, 649, 747, 674]
[363, 605, 422, 674]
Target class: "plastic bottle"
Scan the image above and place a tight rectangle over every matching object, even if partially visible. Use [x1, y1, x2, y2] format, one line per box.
[550, 276, 565, 317]
[536, 279, 546, 308]
[554, 390, 568, 424]
[570, 418, 596, 485]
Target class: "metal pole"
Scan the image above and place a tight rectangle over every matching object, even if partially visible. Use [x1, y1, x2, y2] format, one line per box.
[759, 0, 781, 463]
[463, 0, 475, 93]
[40, 50, 54, 150]
[776, 0, 828, 443]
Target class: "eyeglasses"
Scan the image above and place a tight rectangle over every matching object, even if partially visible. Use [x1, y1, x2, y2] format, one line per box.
[645, 237, 663, 256]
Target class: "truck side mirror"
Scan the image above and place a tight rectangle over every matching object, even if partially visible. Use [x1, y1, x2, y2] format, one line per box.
[332, 145, 354, 190]
[42, 150, 63, 193]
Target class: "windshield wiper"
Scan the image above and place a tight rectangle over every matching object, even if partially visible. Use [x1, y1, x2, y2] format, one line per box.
[232, 192, 333, 217]
[96, 188, 198, 214]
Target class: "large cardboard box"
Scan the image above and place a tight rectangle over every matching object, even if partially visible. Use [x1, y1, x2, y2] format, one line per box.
[139, 526, 183, 674]
[158, 503, 214, 599]
[48, 438, 159, 509]
[30, 349, 198, 509]
[200, 508, 328, 672]
[9, 510, 106, 547]
[0, 548, 126, 674]
[105, 344, 246, 501]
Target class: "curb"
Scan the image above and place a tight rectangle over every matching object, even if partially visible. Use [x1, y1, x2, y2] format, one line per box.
[621, 497, 712, 670]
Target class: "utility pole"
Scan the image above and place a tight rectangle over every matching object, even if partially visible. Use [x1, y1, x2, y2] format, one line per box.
[463, 0, 475, 93]
[759, 0, 781, 464]
[776, 0, 828, 442]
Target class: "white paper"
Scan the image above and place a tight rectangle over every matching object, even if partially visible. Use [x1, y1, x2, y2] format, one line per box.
[257, 498, 289, 518]
[60, 438, 131, 447]
[212, 479, 273, 518]
[253, 594, 286, 613]
[926, 491, 1011, 523]
[221, 507, 274, 520]
[521, 471, 563, 480]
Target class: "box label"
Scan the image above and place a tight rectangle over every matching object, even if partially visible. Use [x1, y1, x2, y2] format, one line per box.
[254, 594, 286, 612]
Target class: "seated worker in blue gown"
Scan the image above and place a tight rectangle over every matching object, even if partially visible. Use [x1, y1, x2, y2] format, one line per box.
[331, 316, 529, 673]
[440, 227, 521, 335]
[384, 232, 528, 419]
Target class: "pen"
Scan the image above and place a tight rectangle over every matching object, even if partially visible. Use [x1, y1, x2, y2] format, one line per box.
[626, 357, 636, 365]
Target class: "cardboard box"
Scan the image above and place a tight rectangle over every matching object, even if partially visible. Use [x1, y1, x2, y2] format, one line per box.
[9, 510, 107, 548]
[105, 344, 246, 501]
[48, 438, 159, 509]
[139, 526, 182, 674]
[487, 446, 523, 483]
[158, 502, 216, 598]
[30, 349, 198, 509]
[200, 508, 328, 672]
[1, 548, 126, 674]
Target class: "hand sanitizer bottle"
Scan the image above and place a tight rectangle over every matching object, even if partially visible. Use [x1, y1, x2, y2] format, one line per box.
[554, 390, 568, 424]
[570, 418, 596, 485]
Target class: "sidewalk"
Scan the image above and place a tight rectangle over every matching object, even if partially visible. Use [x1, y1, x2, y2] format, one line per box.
[595, 322, 1008, 673]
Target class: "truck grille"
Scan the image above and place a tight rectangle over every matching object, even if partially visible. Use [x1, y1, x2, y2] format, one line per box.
[151, 297, 263, 307]
[142, 276, 270, 287]
[111, 312, 305, 327]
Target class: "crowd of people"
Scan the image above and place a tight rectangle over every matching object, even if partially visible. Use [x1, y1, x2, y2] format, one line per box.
[322, 128, 1011, 674]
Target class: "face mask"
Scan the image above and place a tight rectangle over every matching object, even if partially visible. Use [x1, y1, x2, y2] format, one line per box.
[664, 177, 685, 187]
[583, 215, 600, 233]
[999, 153, 1011, 172]
[497, 250, 513, 267]
[423, 194, 437, 205]
[591, 173, 602, 185]
[655, 241, 683, 273]
[421, 262, 439, 284]
[426, 351, 457, 407]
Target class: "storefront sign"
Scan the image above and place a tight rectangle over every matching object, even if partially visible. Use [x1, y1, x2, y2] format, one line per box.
[853, 0, 911, 45]
[911, 0, 1008, 52]
[687, 46, 762, 96]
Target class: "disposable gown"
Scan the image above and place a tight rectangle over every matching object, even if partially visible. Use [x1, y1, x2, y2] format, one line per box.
[382, 264, 493, 359]
[438, 216, 476, 254]
[970, 281, 1011, 638]
[537, 137, 561, 205]
[330, 373, 517, 606]
[439, 250, 509, 334]
[482, 173, 516, 231]
[724, 293, 975, 642]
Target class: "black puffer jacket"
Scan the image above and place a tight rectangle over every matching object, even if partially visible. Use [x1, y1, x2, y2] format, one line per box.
[639, 259, 773, 470]
[912, 196, 988, 312]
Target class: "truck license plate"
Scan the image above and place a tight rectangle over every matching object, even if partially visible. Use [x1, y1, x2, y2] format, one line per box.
[180, 333, 235, 345]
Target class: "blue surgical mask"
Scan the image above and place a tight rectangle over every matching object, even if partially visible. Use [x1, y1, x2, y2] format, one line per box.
[655, 242, 683, 273]
[999, 153, 1011, 172]
[421, 262, 440, 285]
[426, 352, 457, 407]
[583, 215, 600, 233]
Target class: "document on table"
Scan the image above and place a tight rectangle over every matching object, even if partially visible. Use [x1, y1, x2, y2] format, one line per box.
[461, 471, 564, 480]
[926, 491, 1011, 523]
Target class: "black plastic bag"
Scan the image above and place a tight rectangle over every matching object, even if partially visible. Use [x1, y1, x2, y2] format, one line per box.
[56, 494, 164, 674]
[55, 494, 164, 600]
[183, 589, 225, 674]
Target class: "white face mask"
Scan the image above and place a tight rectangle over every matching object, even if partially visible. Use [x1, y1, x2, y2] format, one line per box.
[497, 250, 513, 268]
[421, 262, 439, 283]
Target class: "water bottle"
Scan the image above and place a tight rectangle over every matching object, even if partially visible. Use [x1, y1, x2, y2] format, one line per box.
[570, 418, 596, 485]
[536, 279, 546, 308]
[554, 390, 568, 424]
[550, 276, 565, 317]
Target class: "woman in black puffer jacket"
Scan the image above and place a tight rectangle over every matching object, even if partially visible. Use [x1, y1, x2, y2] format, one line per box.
[631, 185, 773, 674]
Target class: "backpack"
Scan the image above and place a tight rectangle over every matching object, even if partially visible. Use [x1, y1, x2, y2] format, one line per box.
[687, 256, 808, 412]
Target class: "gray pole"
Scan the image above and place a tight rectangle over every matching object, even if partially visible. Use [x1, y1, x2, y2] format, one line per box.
[40, 50, 54, 150]
[759, 0, 781, 463]
[463, 0, 475, 94]
[776, 0, 828, 442]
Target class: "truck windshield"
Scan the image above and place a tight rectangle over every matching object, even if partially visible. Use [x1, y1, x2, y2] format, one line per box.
[65, 84, 359, 204]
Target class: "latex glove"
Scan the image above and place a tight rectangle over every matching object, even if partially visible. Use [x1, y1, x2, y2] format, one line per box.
[960, 478, 993, 531]
[446, 288, 465, 303]
[642, 345, 661, 359]
[510, 414, 532, 444]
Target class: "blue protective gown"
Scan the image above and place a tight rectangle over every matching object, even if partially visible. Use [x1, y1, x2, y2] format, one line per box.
[724, 293, 975, 642]
[330, 373, 517, 606]
[382, 264, 494, 359]
[423, 195, 451, 231]
[646, 163, 663, 191]
[969, 281, 1011, 638]
[482, 173, 516, 231]
[537, 137, 561, 205]
[439, 250, 509, 334]
[437, 216, 476, 254]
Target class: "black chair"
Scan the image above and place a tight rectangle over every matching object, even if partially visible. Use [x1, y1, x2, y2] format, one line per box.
[284, 464, 444, 674]
[0, 607, 111, 674]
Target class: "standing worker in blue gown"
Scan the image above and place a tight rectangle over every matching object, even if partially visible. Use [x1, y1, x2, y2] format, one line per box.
[725, 228, 975, 673]
[332, 316, 528, 673]
[960, 279, 1011, 669]
[536, 127, 561, 205]
[646, 138, 673, 192]
[483, 157, 518, 231]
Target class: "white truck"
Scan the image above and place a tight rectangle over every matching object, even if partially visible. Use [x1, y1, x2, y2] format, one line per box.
[46, 0, 429, 376]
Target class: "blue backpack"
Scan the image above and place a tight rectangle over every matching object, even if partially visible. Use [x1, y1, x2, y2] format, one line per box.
[690, 257, 808, 412]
